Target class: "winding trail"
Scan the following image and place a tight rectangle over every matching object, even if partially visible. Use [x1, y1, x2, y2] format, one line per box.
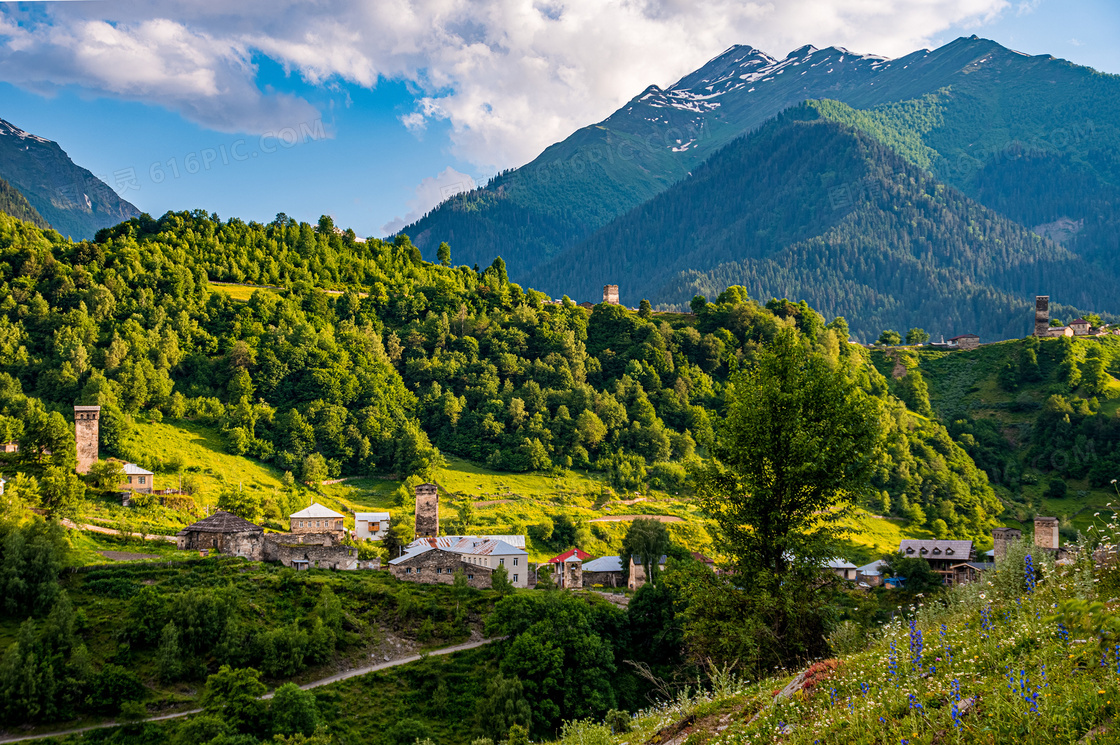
[0, 637, 500, 744]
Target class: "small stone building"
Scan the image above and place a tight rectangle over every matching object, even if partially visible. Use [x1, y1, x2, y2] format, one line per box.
[1069, 318, 1092, 336]
[388, 546, 494, 589]
[603, 285, 620, 305]
[1034, 296, 1050, 337]
[823, 557, 858, 581]
[628, 554, 668, 590]
[857, 559, 886, 587]
[290, 503, 345, 540]
[951, 561, 994, 585]
[176, 511, 265, 559]
[948, 333, 980, 351]
[582, 556, 624, 588]
[121, 463, 154, 494]
[264, 532, 360, 571]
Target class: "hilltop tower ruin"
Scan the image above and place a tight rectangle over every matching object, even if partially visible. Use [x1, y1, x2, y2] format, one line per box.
[1034, 296, 1050, 337]
[992, 526, 1022, 561]
[603, 285, 619, 305]
[414, 483, 439, 538]
[74, 405, 100, 474]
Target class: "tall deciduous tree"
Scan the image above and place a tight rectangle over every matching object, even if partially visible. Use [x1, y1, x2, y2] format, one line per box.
[691, 328, 881, 584]
[621, 518, 671, 586]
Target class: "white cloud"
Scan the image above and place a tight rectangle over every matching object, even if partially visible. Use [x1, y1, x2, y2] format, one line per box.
[381, 166, 478, 236]
[0, 0, 1012, 164]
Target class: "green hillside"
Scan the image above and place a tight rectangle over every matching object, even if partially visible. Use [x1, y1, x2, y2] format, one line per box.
[873, 334, 1120, 536]
[0, 175, 50, 231]
[527, 104, 1120, 340]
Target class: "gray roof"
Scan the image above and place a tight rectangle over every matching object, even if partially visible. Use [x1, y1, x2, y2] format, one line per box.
[857, 559, 886, 575]
[355, 512, 390, 522]
[290, 502, 344, 519]
[898, 540, 973, 559]
[177, 511, 262, 536]
[823, 557, 857, 570]
[123, 463, 154, 476]
[388, 545, 435, 565]
[408, 535, 527, 550]
[583, 556, 623, 573]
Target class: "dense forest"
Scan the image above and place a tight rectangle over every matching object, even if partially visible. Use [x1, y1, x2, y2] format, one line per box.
[0, 209, 1000, 540]
[0, 176, 49, 231]
[526, 105, 1120, 340]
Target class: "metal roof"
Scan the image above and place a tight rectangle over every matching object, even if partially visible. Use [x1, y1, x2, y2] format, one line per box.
[547, 548, 593, 564]
[450, 538, 527, 557]
[823, 557, 857, 569]
[290, 503, 344, 519]
[122, 463, 154, 476]
[408, 535, 526, 550]
[583, 556, 623, 573]
[898, 539, 973, 558]
[355, 512, 390, 522]
[388, 545, 435, 565]
[857, 559, 886, 575]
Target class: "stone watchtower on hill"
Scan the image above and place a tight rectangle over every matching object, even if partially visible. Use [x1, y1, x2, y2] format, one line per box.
[1034, 516, 1060, 551]
[603, 285, 619, 305]
[1034, 296, 1050, 337]
[74, 405, 100, 474]
[414, 483, 439, 538]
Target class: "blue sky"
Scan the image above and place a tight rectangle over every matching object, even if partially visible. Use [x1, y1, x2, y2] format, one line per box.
[0, 0, 1116, 239]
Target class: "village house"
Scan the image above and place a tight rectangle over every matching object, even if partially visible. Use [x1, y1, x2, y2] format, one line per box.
[263, 532, 372, 571]
[353, 511, 391, 540]
[628, 554, 668, 590]
[121, 463, 154, 494]
[1047, 325, 1074, 337]
[1069, 318, 1092, 336]
[389, 536, 530, 589]
[950, 561, 995, 585]
[1, 441, 18, 453]
[290, 503, 345, 540]
[581, 555, 624, 588]
[408, 534, 526, 550]
[823, 557, 858, 581]
[897, 539, 975, 585]
[176, 511, 265, 559]
[948, 333, 980, 350]
[857, 559, 886, 587]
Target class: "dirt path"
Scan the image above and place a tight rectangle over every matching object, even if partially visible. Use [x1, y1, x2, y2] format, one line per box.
[0, 638, 500, 744]
[61, 518, 178, 543]
[589, 514, 684, 523]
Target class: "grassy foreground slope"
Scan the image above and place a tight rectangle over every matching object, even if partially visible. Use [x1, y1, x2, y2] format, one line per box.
[548, 543, 1116, 745]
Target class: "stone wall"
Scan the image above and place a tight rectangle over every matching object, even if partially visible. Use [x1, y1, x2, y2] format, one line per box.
[390, 548, 493, 589]
[74, 405, 100, 474]
[178, 529, 264, 560]
[267, 539, 358, 570]
[603, 285, 619, 305]
[262, 532, 336, 561]
[1034, 517, 1060, 550]
[583, 570, 623, 588]
[992, 527, 1022, 561]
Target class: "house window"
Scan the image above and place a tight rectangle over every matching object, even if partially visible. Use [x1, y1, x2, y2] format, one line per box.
[128, 476, 133, 484]
[138, 476, 146, 485]
[500, 558, 505, 566]
[468, 574, 474, 580]
[513, 558, 518, 566]
[513, 574, 518, 582]
[406, 568, 412, 574]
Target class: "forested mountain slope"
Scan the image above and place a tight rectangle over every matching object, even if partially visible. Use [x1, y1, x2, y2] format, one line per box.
[0, 210, 998, 540]
[0, 174, 49, 230]
[399, 36, 1120, 288]
[0, 117, 140, 239]
[525, 104, 1119, 340]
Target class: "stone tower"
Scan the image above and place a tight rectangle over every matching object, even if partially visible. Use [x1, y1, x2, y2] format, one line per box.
[1034, 296, 1050, 337]
[414, 483, 439, 538]
[1034, 516, 1060, 551]
[603, 285, 619, 305]
[991, 526, 1022, 562]
[74, 405, 101, 474]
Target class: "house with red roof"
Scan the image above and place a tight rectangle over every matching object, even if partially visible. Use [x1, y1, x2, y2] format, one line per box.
[546, 547, 593, 565]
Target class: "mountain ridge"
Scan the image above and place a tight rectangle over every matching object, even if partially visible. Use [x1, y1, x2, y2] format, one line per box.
[0, 116, 141, 239]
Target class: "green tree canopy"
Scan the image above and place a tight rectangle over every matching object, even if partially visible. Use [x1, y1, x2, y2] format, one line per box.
[691, 328, 882, 584]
